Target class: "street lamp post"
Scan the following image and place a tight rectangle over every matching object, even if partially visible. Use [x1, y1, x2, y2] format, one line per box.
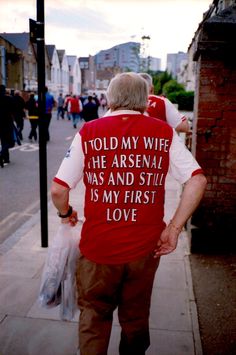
[29, 0, 48, 247]
[141, 35, 151, 72]
[37, 0, 48, 248]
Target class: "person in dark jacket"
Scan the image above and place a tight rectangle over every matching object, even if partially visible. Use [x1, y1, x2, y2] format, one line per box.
[44, 86, 55, 141]
[0, 85, 15, 167]
[13, 90, 25, 140]
[25, 93, 38, 142]
[82, 95, 99, 122]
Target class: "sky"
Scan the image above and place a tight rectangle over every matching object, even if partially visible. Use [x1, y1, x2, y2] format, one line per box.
[0, 0, 213, 69]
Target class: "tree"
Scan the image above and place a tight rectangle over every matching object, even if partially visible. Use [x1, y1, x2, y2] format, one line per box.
[145, 71, 194, 111]
[152, 71, 172, 95]
[175, 91, 194, 110]
[162, 79, 184, 97]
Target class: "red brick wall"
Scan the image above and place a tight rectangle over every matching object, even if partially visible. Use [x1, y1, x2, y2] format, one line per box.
[191, 56, 236, 252]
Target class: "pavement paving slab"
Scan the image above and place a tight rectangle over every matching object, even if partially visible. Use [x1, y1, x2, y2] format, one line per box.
[0, 316, 78, 355]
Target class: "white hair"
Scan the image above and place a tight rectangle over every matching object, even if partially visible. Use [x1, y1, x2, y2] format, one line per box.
[138, 73, 153, 91]
[106, 72, 148, 113]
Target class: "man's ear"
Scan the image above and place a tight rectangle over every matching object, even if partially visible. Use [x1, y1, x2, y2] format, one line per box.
[150, 85, 154, 94]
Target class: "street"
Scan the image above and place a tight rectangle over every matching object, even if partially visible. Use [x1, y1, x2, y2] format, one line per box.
[0, 113, 83, 244]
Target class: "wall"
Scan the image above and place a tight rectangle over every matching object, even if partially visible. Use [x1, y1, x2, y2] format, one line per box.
[190, 6, 236, 252]
[0, 38, 23, 89]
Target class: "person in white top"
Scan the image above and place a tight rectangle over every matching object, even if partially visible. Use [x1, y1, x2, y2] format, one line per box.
[139, 73, 190, 133]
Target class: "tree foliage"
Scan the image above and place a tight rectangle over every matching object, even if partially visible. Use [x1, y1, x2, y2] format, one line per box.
[162, 80, 184, 97]
[150, 71, 172, 95]
[146, 71, 194, 111]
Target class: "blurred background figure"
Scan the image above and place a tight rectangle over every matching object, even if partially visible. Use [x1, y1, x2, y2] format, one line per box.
[68, 95, 83, 129]
[82, 95, 99, 122]
[98, 92, 108, 117]
[25, 93, 38, 142]
[13, 90, 25, 140]
[44, 86, 55, 141]
[0, 85, 15, 167]
[63, 94, 72, 121]
[57, 93, 64, 120]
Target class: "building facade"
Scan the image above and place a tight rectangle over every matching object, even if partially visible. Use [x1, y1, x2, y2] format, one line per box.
[57, 50, 69, 95]
[67, 55, 82, 95]
[95, 42, 140, 73]
[0, 32, 38, 91]
[0, 32, 52, 93]
[0, 37, 23, 90]
[79, 55, 97, 94]
[166, 51, 188, 79]
[46, 44, 61, 98]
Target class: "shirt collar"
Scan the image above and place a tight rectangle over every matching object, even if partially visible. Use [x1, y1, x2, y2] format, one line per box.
[107, 109, 142, 116]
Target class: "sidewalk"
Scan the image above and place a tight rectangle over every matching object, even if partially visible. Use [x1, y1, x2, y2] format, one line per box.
[0, 176, 202, 355]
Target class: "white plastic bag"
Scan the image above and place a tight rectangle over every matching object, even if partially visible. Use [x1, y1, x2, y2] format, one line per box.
[39, 223, 81, 320]
[60, 226, 81, 320]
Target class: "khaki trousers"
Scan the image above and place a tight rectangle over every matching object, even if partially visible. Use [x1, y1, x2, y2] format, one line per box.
[76, 253, 160, 355]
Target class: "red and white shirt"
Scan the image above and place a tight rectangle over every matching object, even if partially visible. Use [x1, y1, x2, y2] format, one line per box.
[147, 95, 187, 129]
[54, 110, 203, 264]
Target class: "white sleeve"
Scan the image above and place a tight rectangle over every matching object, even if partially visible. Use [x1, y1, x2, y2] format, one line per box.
[79, 99, 83, 112]
[103, 108, 111, 117]
[54, 133, 84, 189]
[165, 98, 185, 129]
[169, 130, 203, 184]
[68, 100, 71, 112]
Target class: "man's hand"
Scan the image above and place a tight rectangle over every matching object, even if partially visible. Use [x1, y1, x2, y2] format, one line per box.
[153, 173, 207, 258]
[61, 209, 78, 226]
[154, 223, 181, 257]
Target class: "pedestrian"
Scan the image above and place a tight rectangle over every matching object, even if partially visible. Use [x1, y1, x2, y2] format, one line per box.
[0, 84, 15, 167]
[139, 73, 190, 133]
[82, 95, 99, 122]
[44, 86, 55, 141]
[57, 93, 64, 120]
[25, 93, 38, 142]
[13, 90, 25, 140]
[99, 93, 107, 110]
[98, 92, 108, 117]
[63, 94, 72, 120]
[51, 72, 207, 355]
[68, 95, 83, 129]
[92, 92, 100, 118]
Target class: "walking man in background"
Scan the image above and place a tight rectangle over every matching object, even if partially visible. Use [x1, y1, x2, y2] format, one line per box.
[13, 90, 25, 140]
[82, 95, 99, 122]
[57, 93, 64, 120]
[44, 86, 55, 141]
[0, 84, 15, 167]
[51, 72, 206, 354]
[68, 95, 83, 129]
[25, 92, 38, 142]
[139, 72, 190, 133]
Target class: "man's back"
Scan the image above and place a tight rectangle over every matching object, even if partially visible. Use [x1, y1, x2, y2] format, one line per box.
[69, 97, 80, 113]
[13, 94, 25, 114]
[0, 93, 14, 134]
[139, 73, 189, 133]
[83, 101, 98, 121]
[45, 92, 54, 113]
[147, 95, 166, 121]
[57, 95, 64, 107]
[79, 112, 173, 264]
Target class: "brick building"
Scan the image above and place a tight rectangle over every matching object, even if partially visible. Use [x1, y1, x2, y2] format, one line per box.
[189, 1, 236, 252]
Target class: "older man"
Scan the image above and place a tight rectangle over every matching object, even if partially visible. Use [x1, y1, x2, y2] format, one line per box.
[139, 72, 190, 133]
[51, 72, 206, 355]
